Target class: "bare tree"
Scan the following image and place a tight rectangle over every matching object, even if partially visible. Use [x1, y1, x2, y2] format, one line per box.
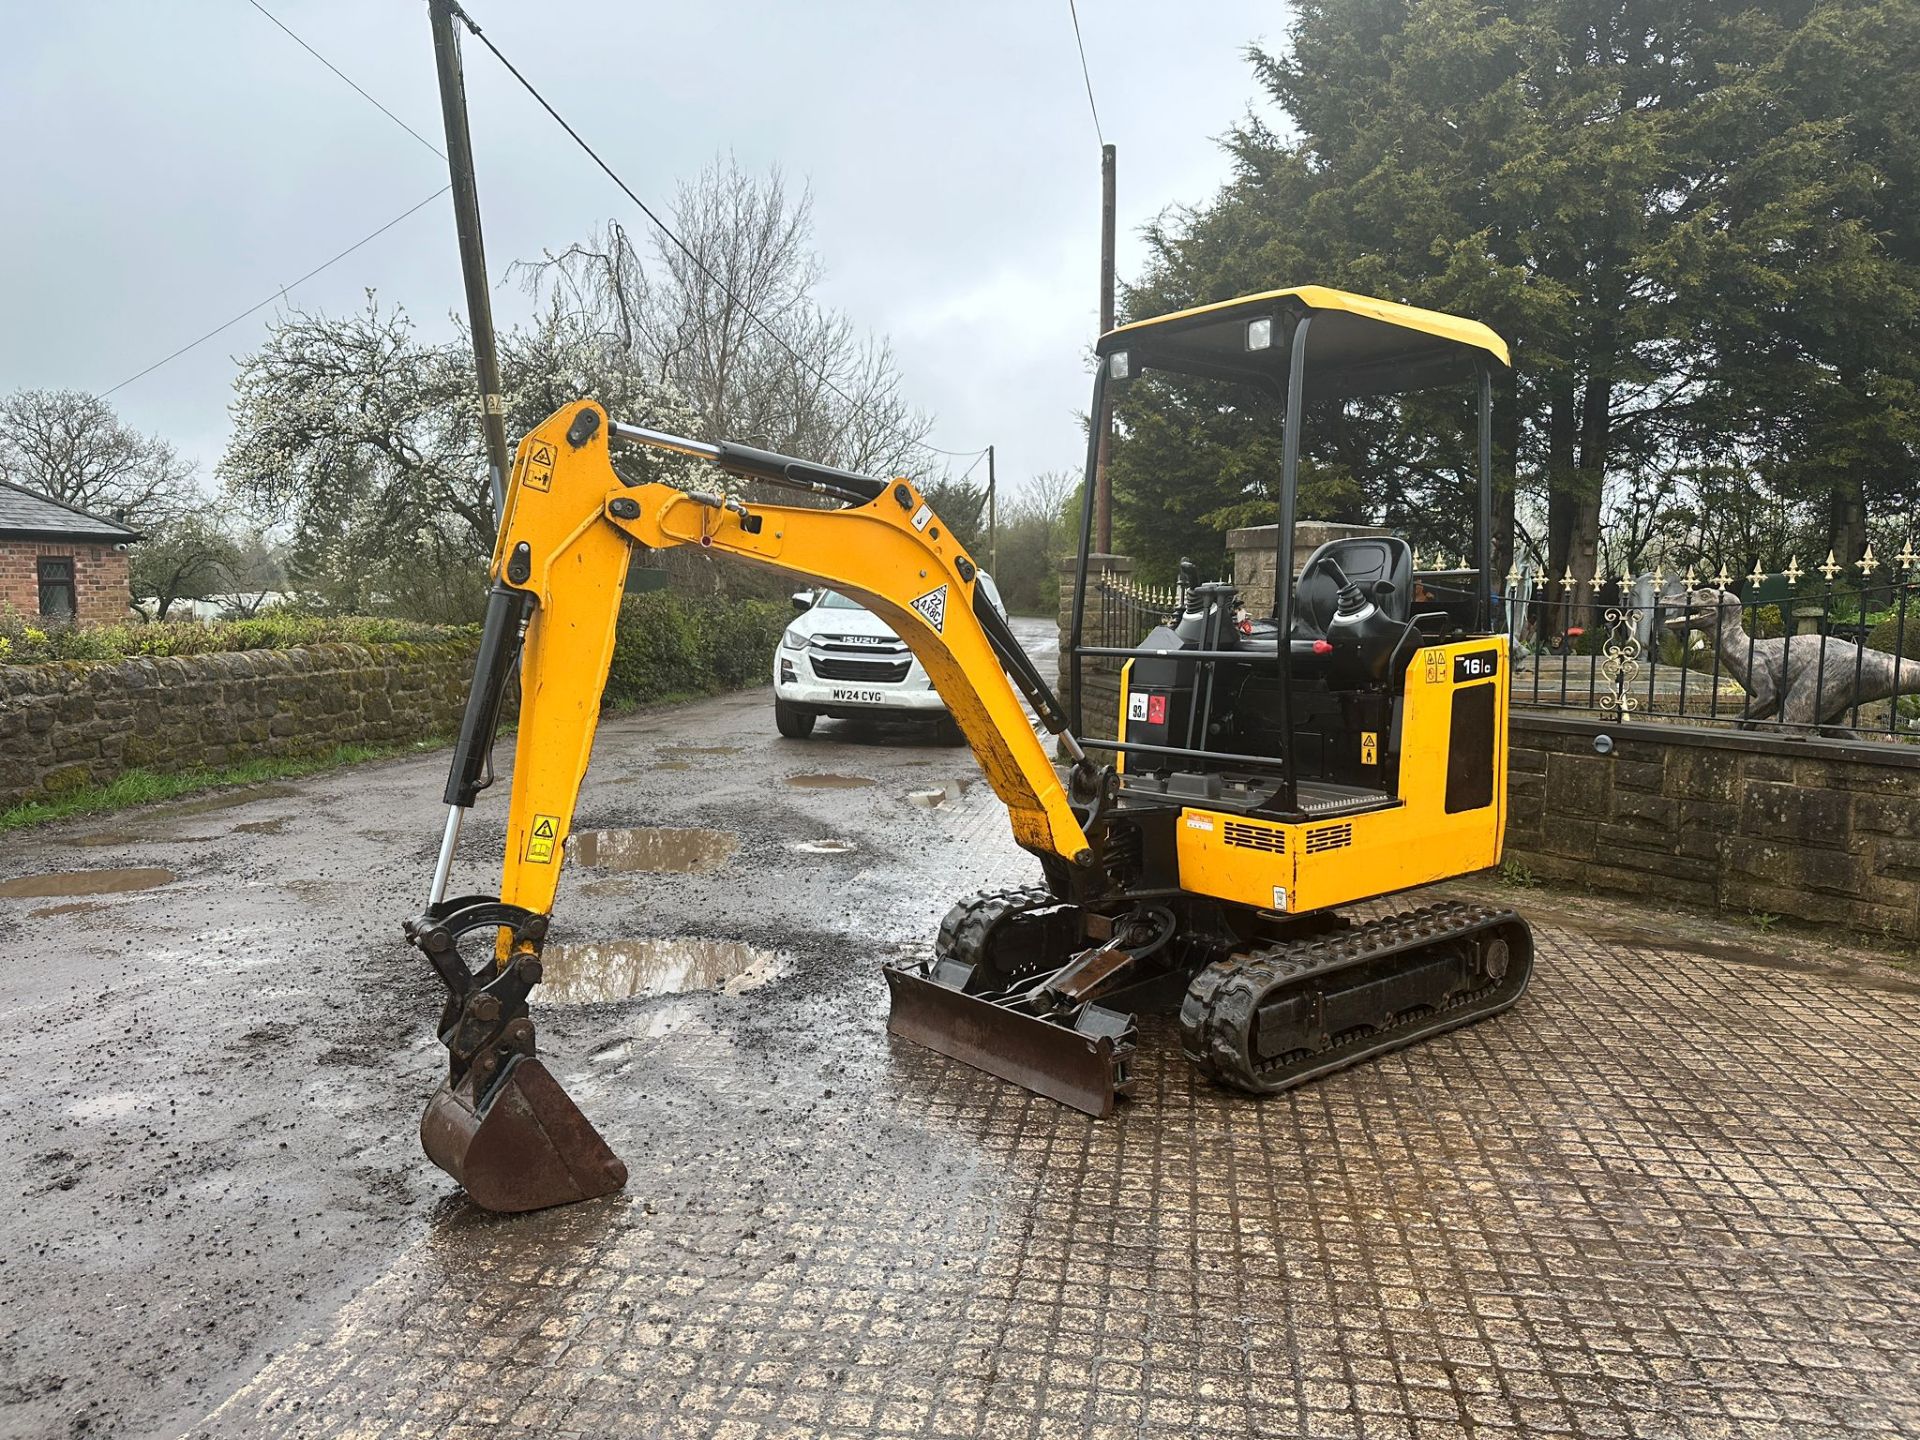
[518, 156, 934, 479]
[0, 388, 197, 524]
[210, 527, 288, 617]
[129, 507, 237, 620]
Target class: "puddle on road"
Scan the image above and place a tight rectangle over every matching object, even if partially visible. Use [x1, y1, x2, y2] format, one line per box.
[538, 938, 786, 1006]
[785, 773, 875, 789]
[907, 779, 973, 809]
[69, 786, 300, 846]
[790, 838, 856, 854]
[29, 900, 103, 919]
[0, 867, 175, 899]
[650, 761, 692, 773]
[567, 826, 738, 874]
[149, 785, 298, 820]
[664, 745, 741, 757]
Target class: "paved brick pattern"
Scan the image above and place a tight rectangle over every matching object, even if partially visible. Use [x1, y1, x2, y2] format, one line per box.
[186, 883, 1920, 1440]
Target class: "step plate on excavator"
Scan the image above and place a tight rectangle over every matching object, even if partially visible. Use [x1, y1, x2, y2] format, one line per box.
[422, 1054, 628, 1214]
[884, 963, 1136, 1117]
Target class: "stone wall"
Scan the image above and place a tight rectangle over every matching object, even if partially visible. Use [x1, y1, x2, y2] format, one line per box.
[0, 539, 132, 625]
[0, 641, 479, 807]
[1507, 714, 1920, 942]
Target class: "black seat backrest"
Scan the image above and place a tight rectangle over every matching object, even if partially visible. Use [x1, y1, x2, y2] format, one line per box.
[1291, 536, 1413, 638]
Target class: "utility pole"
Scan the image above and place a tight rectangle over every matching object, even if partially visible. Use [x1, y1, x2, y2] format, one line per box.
[428, 0, 512, 528]
[986, 444, 998, 576]
[1094, 142, 1116, 554]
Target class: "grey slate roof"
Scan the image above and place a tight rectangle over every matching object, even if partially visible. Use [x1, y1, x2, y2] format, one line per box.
[0, 480, 142, 542]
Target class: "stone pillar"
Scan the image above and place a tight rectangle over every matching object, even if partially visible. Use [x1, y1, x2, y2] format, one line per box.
[1224, 521, 1388, 615]
[1055, 552, 1133, 688]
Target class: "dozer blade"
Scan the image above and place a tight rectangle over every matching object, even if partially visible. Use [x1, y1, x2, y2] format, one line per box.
[885, 963, 1136, 1117]
[421, 1054, 628, 1214]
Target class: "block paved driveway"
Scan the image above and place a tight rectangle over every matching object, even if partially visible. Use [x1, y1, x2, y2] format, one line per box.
[4, 620, 1918, 1440]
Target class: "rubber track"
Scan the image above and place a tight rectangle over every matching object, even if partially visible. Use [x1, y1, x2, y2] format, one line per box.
[935, 885, 1064, 978]
[1178, 901, 1533, 1095]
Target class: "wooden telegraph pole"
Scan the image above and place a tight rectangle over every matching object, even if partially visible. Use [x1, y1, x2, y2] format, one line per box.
[427, 0, 513, 527]
[1094, 143, 1116, 554]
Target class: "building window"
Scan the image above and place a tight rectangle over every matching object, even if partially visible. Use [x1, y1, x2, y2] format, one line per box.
[37, 556, 76, 619]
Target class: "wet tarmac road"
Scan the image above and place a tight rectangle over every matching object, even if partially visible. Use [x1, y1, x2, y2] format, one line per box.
[5, 615, 1920, 1439]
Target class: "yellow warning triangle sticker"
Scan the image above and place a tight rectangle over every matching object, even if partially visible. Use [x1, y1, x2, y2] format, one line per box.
[532, 817, 556, 839]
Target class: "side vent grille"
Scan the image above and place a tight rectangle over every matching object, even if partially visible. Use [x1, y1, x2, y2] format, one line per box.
[1305, 822, 1354, 854]
[1223, 821, 1286, 854]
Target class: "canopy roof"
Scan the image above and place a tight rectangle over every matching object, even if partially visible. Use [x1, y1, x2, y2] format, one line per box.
[1098, 286, 1509, 399]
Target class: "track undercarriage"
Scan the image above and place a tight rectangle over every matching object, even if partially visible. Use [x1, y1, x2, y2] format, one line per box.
[885, 888, 1532, 1115]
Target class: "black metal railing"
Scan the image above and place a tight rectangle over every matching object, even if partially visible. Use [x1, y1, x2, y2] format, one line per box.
[1088, 570, 1184, 663]
[1505, 550, 1920, 741]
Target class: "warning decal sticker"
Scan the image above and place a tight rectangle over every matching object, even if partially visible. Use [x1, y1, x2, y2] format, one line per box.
[523, 440, 556, 493]
[910, 584, 948, 632]
[1361, 730, 1379, 765]
[526, 813, 561, 864]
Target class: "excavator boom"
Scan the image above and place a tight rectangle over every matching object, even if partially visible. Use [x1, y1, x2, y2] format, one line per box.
[406, 401, 1099, 1210]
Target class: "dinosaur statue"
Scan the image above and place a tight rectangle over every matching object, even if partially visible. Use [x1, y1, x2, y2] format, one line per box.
[1664, 587, 1920, 732]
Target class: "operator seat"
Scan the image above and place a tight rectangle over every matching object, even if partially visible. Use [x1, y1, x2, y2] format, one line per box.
[1290, 536, 1413, 639]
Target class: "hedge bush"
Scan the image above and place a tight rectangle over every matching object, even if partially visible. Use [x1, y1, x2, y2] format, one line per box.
[604, 591, 785, 706]
[1866, 613, 1920, 660]
[0, 610, 467, 664]
[2, 593, 784, 709]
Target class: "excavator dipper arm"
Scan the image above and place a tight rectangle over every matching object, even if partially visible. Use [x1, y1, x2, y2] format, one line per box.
[405, 400, 1100, 1211]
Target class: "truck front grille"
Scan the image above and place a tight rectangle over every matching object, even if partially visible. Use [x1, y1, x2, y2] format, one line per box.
[812, 657, 912, 683]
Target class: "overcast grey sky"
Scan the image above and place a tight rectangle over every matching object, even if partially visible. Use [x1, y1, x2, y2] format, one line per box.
[1, 1, 1281, 499]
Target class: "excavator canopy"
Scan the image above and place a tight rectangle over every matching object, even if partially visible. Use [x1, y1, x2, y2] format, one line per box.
[1095, 285, 1509, 400]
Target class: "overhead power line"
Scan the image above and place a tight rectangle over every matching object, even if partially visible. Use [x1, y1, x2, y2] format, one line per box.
[1066, 0, 1105, 147]
[104, 1, 461, 397]
[245, 0, 446, 160]
[103, 186, 451, 397]
[443, 1, 988, 467]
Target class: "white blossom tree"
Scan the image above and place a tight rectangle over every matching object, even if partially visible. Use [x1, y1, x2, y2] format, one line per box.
[219, 293, 703, 620]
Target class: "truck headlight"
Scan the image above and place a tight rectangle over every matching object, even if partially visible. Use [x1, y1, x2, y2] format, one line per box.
[780, 629, 807, 650]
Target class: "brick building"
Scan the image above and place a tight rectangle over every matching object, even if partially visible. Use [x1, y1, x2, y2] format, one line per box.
[0, 481, 140, 625]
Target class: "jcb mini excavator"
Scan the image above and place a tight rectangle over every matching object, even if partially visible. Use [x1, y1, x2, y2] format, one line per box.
[404, 286, 1533, 1212]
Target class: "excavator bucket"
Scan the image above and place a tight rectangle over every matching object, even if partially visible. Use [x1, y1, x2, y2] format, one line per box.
[421, 1054, 628, 1214]
[884, 963, 1137, 1117]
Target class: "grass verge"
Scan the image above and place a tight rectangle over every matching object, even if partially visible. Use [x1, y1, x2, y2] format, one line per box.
[0, 736, 449, 832]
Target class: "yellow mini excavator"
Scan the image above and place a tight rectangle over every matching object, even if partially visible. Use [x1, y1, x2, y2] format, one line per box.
[405, 286, 1533, 1212]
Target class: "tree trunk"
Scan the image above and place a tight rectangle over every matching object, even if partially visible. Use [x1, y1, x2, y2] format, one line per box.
[1493, 369, 1520, 582]
[1566, 366, 1615, 637]
[1829, 473, 1867, 570]
[1544, 376, 1578, 643]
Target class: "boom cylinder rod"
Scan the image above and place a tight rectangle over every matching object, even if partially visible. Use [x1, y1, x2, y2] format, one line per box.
[428, 806, 463, 907]
[608, 421, 722, 461]
[609, 421, 887, 503]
